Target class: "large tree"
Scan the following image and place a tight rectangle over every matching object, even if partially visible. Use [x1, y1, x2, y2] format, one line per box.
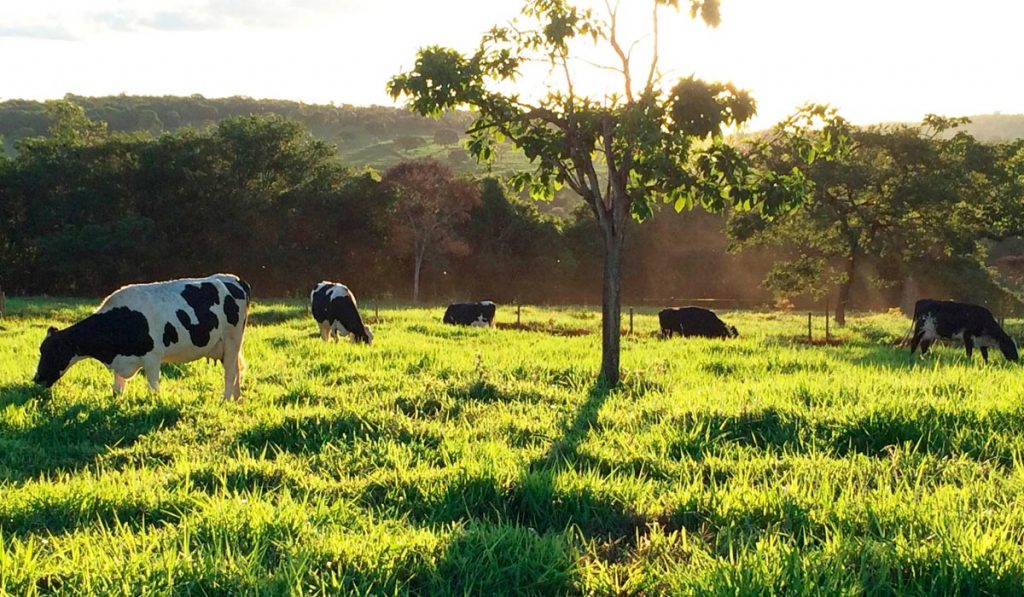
[383, 159, 481, 303]
[389, 0, 805, 385]
[730, 111, 1008, 323]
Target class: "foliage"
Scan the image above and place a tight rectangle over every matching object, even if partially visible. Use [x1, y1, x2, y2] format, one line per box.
[3, 300, 1024, 592]
[729, 107, 1024, 321]
[382, 159, 482, 302]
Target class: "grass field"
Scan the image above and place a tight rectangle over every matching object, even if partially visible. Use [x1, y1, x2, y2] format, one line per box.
[2, 299, 1024, 595]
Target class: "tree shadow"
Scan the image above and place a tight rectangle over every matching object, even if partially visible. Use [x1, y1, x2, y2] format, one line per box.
[495, 321, 592, 337]
[0, 401, 182, 481]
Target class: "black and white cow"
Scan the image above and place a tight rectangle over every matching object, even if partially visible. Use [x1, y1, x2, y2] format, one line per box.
[443, 301, 496, 327]
[33, 273, 251, 399]
[659, 307, 738, 339]
[910, 299, 1018, 362]
[310, 281, 373, 343]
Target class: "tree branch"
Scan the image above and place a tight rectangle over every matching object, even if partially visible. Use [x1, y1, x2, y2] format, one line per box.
[603, 0, 634, 103]
[644, 0, 660, 93]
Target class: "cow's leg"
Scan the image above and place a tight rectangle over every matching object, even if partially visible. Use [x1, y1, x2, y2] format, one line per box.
[113, 373, 127, 395]
[143, 358, 162, 393]
[221, 327, 245, 401]
[319, 322, 330, 342]
[909, 329, 924, 355]
[964, 335, 974, 360]
[920, 339, 933, 356]
[980, 346, 989, 363]
[235, 352, 246, 398]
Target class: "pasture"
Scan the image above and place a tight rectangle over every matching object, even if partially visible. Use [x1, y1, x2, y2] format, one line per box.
[2, 299, 1024, 595]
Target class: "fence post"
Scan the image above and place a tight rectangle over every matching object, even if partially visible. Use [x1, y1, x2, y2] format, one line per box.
[825, 299, 830, 342]
[629, 307, 634, 335]
[375, 304, 379, 322]
[517, 303, 522, 326]
[807, 312, 812, 342]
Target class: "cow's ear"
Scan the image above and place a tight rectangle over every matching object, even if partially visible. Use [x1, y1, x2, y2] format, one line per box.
[46, 326, 58, 337]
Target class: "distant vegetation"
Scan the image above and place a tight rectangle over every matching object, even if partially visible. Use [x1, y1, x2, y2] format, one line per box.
[1, 98, 1023, 313]
[0, 94, 539, 178]
[2, 94, 1022, 167]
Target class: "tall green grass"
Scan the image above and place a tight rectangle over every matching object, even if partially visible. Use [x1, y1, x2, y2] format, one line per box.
[2, 299, 1023, 594]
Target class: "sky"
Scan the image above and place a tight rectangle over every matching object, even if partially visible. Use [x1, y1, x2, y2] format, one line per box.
[2, 0, 1022, 129]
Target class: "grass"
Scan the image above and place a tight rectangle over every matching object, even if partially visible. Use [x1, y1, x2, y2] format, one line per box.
[2, 298, 1024, 595]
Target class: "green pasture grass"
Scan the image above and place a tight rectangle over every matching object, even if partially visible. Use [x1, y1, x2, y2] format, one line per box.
[2, 298, 1024, 594]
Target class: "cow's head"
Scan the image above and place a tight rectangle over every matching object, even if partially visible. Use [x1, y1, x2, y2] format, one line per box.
[353, 325, 373, 345]
[33, 327, 76, 387]
[1000, 335, 1019, 362]
[729, 325, 739, 338]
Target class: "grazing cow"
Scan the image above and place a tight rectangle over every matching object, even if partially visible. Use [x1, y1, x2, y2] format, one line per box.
[910, 299, 1018, 362]
[310, 281, 373, 343]
[659, 307, 738, 339]
[33, 273, 251, 399]
[443, 301, 496, 327]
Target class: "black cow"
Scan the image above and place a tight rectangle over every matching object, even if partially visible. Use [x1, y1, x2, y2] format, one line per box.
[910, 299, 1017, 362]
[443, 301, 496, 327]
[659, 307, 738, 339]
[310, 281, 373, 343]
[34, 273, 251, 399]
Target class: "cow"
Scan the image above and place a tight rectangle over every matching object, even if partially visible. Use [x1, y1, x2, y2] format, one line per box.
[310, 281, 373, 343]
[443, 301, 496, 327]
[910, 299, 1018, 362]
[33, 273, 251, 399]
[659, 307, 738, 339]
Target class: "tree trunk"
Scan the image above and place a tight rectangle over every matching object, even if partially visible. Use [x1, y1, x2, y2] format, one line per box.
[600, 225, 625, 387]
[836, 252, 855, 326]
[413, 250, 423, 303]
[900, 274, 918, 316]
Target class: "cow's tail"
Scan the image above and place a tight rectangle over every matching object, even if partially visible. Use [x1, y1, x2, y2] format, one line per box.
[897, 317, 916, 348]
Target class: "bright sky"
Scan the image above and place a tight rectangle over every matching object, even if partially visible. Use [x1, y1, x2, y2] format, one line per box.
[2, 0, 1022, 129]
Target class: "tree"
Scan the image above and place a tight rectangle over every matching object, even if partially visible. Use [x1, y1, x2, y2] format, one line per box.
[433, 128, 460, 146]
[730, 110, 1006, 324]
[389, 0, 806, 385]
[383, 159, 481, 302]
[42, 100, 108, 146]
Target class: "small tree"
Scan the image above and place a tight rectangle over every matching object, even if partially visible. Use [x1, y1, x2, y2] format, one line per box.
[383, 159, 481, 302]
[389, 0, 806, 385]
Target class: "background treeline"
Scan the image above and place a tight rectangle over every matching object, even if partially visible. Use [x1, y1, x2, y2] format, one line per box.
[0, 101, 771, 304]
[4, 95, 1023, 219]
[1, 98, 1023, 312]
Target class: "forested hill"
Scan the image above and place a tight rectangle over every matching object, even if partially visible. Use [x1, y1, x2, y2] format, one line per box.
[3, 95, 1024, 170]
[0, 95, 532, 174]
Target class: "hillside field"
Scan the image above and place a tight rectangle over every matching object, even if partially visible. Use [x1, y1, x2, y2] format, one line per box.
[2, 300, 1024, 594]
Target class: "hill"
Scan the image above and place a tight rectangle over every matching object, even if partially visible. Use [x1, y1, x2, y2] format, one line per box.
[0, 94, 537, 176]
[3, 94, 1021, 176]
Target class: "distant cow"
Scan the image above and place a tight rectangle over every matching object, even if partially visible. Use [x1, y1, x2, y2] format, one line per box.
[659, 307, 738, 339]
[444, 301, 496, 327]
[910, 299, 1018, 362]
[310, 281, 373, 343]
[33, 273, 251, 399]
